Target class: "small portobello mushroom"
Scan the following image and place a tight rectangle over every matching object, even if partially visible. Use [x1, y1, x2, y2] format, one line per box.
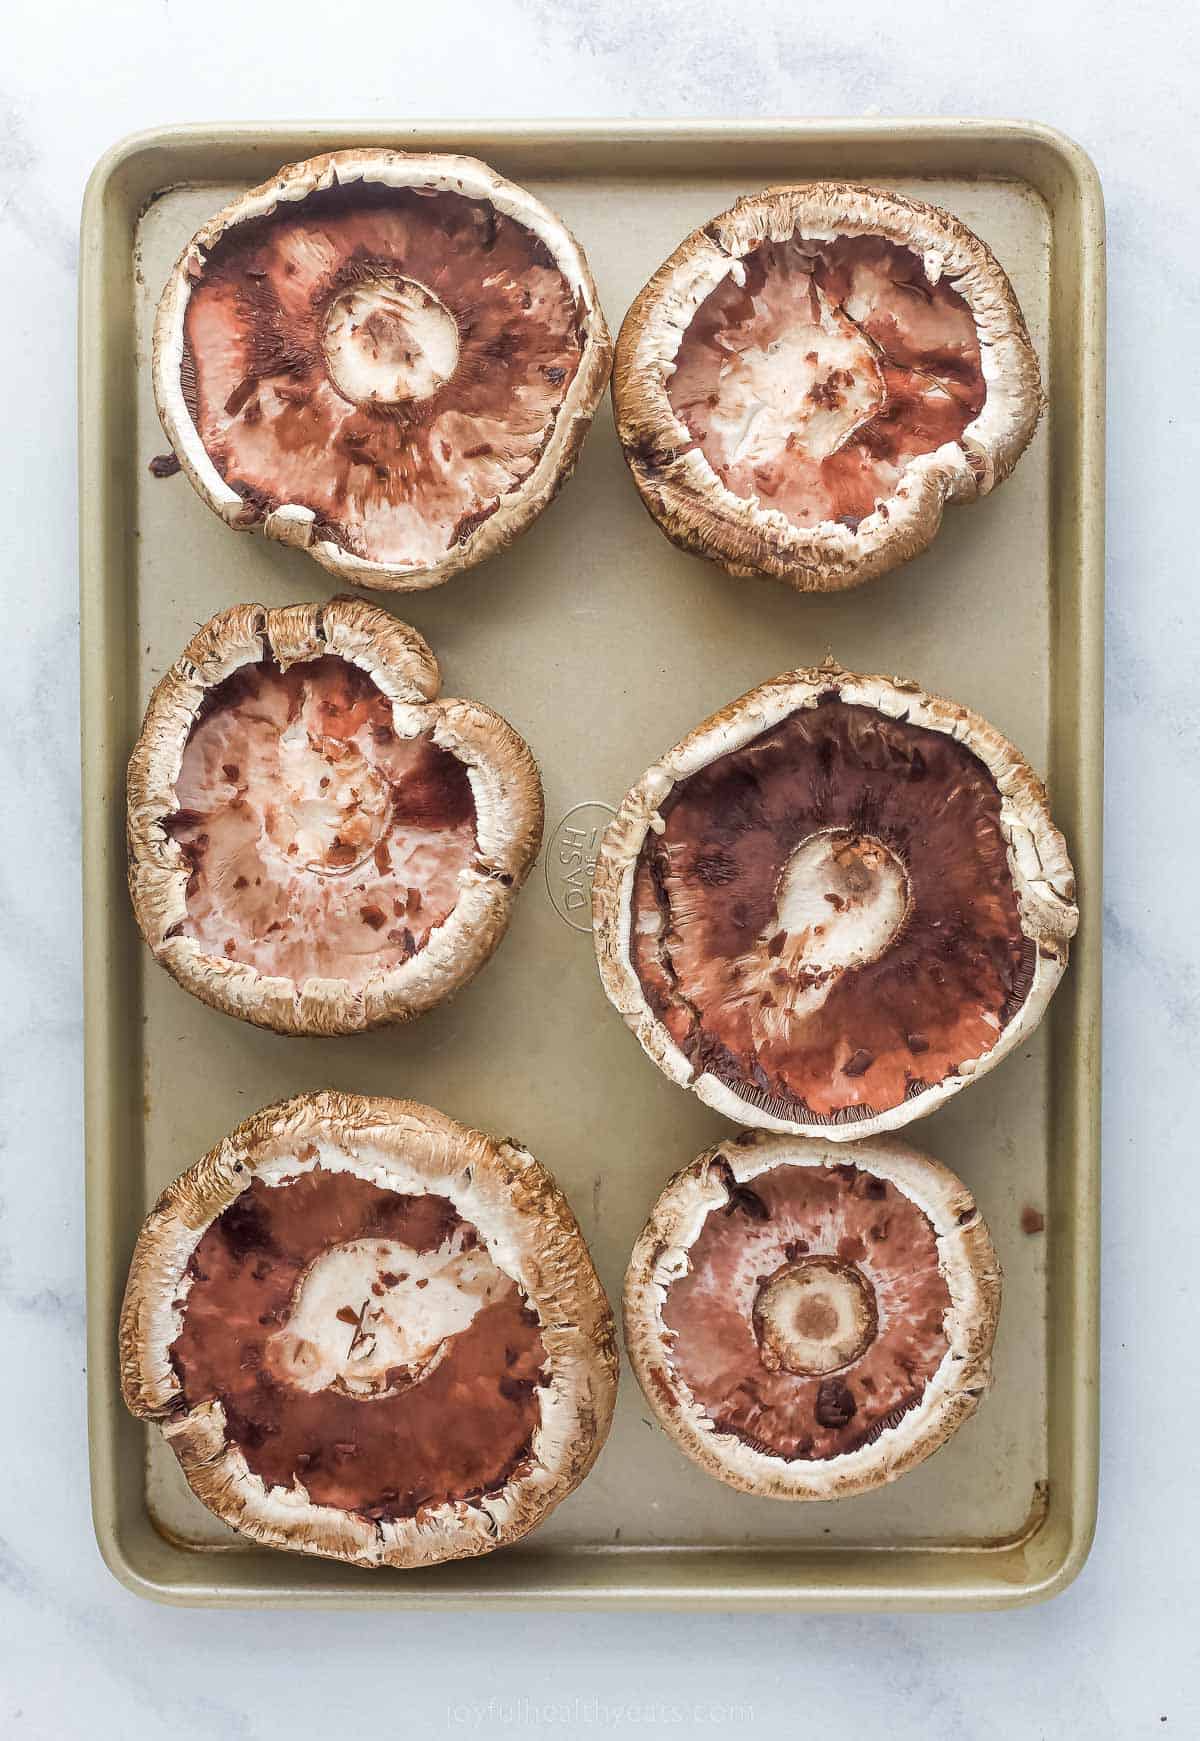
[119, 1092, 618, 1568]
[153, 149, 612, 590]
[614, 182, 1042, 590]
[593, 659, 1077, 1138]
[127, 596, 543, 1035]
[624, 1130, 1000, 1500]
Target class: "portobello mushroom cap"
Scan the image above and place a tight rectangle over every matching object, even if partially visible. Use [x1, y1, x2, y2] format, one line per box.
[614, 182, 1043, 590]
[127, 596, 543, 1035]
[119, 1092, 618, 1567]
[153, 149, 612, 590]
[624, 1130, 1000, 1499]
[592, 659, 1077, 1139]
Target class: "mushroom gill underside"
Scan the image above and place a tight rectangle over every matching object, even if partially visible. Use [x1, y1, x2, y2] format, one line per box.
[171, 1165, 547, 1520]
[182, 182, 586, 567]
[661, 1161, 952, 1462]
[629, 700, 1036, 1124]
[664, 233, 987, 531]
[165, 653, 478, 988]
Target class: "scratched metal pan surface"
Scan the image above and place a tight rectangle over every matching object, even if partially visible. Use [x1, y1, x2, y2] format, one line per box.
[79, 120, 1103, 1609]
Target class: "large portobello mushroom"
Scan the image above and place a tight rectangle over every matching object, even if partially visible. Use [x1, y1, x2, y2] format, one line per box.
[127, 597, 543, 1035]
[614, 182, 1042, 590]
[624, 1130, 1001, 1500]
[120, 1093, 618, 1568]
[153, 149, 612, 590]
[593, 659, 1077, 1138]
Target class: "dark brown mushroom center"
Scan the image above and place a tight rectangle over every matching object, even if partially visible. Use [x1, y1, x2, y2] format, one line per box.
[666, 232, 986, 531]
[629, 698, 1036, 1124]
[166, 654, 478, 988]
[171, 1164, 546, 1520]
[661, 1161, 951, 1461]
[321, 275, 461, 406]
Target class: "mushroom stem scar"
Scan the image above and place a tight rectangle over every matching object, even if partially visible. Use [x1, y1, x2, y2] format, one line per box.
[738, 829, 911, 1052]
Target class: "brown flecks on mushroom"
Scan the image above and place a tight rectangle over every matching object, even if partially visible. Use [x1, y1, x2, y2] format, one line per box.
[452, 500, 502, 547]
[692, 849, 739, 887]
[1021, 1206, 1046, 1235]
[182, 181, 586, 569]
[629, 698, 1037, 1123]
[813, 1377, 857, 1429]
[164, 653, 477, 988]
[648, 1365, 676, 1409]
[224, 376, 259, 418]
[659, 1159, 951, 1462]
[723, 1182, 771, 1222]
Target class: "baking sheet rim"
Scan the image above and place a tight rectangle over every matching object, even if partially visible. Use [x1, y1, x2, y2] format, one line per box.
[79, 115, 1104, 1610]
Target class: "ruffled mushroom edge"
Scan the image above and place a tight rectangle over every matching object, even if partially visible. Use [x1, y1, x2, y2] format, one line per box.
[153, 149, 613, 591]
[119, 1091, 619, 1568]
[592, 658, 1078, 1140]
[613, 182, 1044, 591]
[623, 1128, 1001, 1500]
[127, 595, 544, 1036]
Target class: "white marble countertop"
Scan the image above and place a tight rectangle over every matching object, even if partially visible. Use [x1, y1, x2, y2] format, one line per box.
[3, 1, 1196, 1735]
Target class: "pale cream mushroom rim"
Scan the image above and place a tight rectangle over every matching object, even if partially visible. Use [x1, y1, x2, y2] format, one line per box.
[613, 182, 1044, 587]
[592, 659, 1078, 1141]
[127, 596, 544, 1035]
[119, 1091, 619, 1568]
[153, 148, 614, 591]
[623, 1129, 1001, 1501]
